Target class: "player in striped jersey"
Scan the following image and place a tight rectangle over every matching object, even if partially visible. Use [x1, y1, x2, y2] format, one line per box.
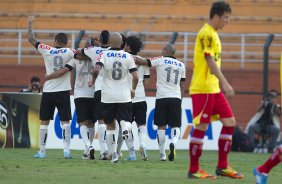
[80, 30, 110, 160]
[89, 32, 139, 163]
[134, 44, 186, 161]
[123, 36, 150, 161]
[28, 16, 75, 159]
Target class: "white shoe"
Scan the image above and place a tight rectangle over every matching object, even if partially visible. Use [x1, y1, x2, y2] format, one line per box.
[88, 146, 95, 160]
[111, 152, 119, 164]
[160, 153, 166, 161]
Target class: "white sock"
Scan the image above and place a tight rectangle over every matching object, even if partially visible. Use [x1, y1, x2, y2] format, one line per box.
[80, 125, 90, 149]
[88, 127, 95, 145]
[39, 125, 48, 153]
[98, 124, 107, 154]
[125, 130, 135, 157]
[171, 127, 180, 146]
[106, 130, 117, 155]
[62, 123, 71, 152]
[117, 126, 124, 154]
[138, 125, 147, 147]
[157, 130, 166, 155]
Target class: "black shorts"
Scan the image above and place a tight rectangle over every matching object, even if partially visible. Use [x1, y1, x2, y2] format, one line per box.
[101, 102, 132, 125]
[132, 101, 147, 126]
[74, 97, 95, 124]
[40, 91, 71, 121]
[154, 98, 182, 128]
[93, 90, 102, 122]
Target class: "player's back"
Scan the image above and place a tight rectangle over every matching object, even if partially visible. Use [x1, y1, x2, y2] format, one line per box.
[67, 58, 95, 99]
[83, 46, 109, 92]
[98, 49, 136, 103]
[150, 56, 185, 99]
[37, 43, 75, 92]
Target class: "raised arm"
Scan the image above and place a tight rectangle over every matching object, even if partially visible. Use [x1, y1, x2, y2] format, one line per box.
[75, 49, 92, 61]
[27, 16, 38, 47]
[133, 55, 149, 66]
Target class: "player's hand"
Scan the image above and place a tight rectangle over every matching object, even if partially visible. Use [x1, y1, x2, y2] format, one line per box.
[28, 16, 35, 23]
[222, 82, 234, 97]
[88, 80, 94, 87]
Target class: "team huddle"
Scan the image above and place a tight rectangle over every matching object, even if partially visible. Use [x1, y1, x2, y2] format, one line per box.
[27, 1, 282, 183]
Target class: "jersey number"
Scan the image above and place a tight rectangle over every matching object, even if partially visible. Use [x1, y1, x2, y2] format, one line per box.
[112, 61, 122, 80]
[79, 60, 92, 77]
[165, 67, 179, 84]
[53, 56, 64, 71]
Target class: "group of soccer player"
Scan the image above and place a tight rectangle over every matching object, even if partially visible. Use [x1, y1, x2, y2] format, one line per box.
[27, 1, 281, 183]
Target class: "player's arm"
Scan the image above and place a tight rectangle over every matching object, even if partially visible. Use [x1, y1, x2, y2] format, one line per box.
[27, 16, 38, 47]
[89, 62, 102, 87]
[131, 70, 139, 98]
[180, 79, 185, 99]
[45, 65, 72, 81]
[205, 55, 234, 97]
[74, 49, 91, 61]
[133, 55, 149, 66]
[143, 67, 150, 86]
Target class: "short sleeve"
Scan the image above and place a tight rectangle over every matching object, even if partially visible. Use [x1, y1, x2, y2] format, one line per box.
[37, 43, 52, 56]
[149, 56, 163, 67]
[199, 32, 214, 57]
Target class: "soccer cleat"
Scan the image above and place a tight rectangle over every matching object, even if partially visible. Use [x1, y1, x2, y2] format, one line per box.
[253, 168, 268, 184]
[188, 170, 217, 179]
[139, 145, 148, 161]
[160, 153, 166, 161]
[88, 146, 95, 160]
[99, 152, 109, 160]
[34, 151, 46, 158]
[216, 166, 244, 179]
[168, 143, 176, 161]
[82, 153, 90, 160]
[117, 151, 123, 158]
[64, 151, 73, 159]
[124, 155, 137, 161]
[111, 152, 119, 164]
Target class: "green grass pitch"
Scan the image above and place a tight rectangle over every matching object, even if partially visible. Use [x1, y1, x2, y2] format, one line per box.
[0, 149, 281, 184]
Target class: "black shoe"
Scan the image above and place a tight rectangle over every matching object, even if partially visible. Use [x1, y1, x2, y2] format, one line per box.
[168, 143, 175, 161]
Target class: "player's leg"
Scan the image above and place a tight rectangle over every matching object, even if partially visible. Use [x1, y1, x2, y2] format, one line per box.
[135, 101, 148, 161]
[168, 98, 182, 161]
[188, 94, 216, 179]
[215, 92, 243, 179]
[116, 120, 124, 158]
[102, 103, 118, 163]
[34, 92, 53, 158]
[94, 91, 109, 159]
[253, 145, 282, 184]
[117, 102, 136, 161]
[57, 91, 72, 159]
[154, 99, 167, 161]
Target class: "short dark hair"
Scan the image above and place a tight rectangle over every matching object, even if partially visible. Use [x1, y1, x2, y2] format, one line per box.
[100, 30, 110, 45]
[30, 76, 40, 83]
[120, 34, 127, 49]
[126, 36, 142, 54]
[55, 33, 68, 45]
[210, 1, 232, 19]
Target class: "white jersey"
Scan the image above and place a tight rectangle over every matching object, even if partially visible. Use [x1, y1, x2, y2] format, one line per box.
[97, 49, 137, 103]
[82, 46, 109, 92]
[148, 56, 186, 99]
[36, 43, 75, 92]
[131, 65, 150, 103]
[66, 58, 95, 99]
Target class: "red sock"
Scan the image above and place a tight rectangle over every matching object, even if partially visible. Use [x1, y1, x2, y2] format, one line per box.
[258, 146, 282, 174]
[189, 129, 205, 173]
[217, 126, 234, 169]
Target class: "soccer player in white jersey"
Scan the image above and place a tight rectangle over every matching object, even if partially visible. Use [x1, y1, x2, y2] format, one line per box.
[90, 32, 139, 163]
[134, 44, 186, 161]
[123, 36, 150, 161]
[81, 30, 110, 160]
[45, 40, 97, 160]
[28, 16, 75, 159]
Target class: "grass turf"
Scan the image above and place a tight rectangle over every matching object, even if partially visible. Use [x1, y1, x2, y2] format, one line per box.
[0, 148, 281, 184]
